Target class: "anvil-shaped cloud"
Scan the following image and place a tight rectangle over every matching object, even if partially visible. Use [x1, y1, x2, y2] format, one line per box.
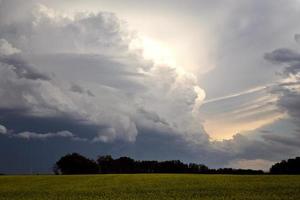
[0, 0, 206, 144]
[1, 0, 300, 173]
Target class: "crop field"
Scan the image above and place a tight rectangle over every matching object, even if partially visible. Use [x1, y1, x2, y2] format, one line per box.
[0, 174, 300, 200]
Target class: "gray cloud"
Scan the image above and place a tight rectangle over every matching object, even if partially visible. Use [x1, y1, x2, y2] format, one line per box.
[2, 0, 300, 173]
[0, 0, 207, 145]
[0, 124, 7, 134]
[260, 34, 300, 151]
[0, 39, 20, 55]
[264, 48, 300, 64]
[0, 54, 51, 81]
[15, 130, 74, 140]
[200, 0, 300, 98]
[262, 133, 300, 148]
[70, 84, 85, 94]
[0, 121, 90, 141]
[70, 84, 95, 97]
[295, 34, 300, 44]
[0, 123, 89, 141]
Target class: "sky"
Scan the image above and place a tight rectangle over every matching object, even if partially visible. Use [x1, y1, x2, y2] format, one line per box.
[1, 0, 300, 173]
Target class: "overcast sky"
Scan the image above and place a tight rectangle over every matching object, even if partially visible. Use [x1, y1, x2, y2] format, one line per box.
[1, 0, 300, 173]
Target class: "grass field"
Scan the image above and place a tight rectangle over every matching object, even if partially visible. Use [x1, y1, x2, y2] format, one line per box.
[0, 174, 300, 200]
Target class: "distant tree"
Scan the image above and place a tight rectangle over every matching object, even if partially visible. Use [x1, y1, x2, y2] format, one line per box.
[97, 155, 114, 173]
[54, 153, 99, 175]
[54, 152, 266, 175]
[188, 163, 200, 173]
[214, 168, 263, 175]
[114, 157, 136, 173]
[155, 160, 188, 173]
[52, 164, 59, 175]
[136, 160, 159, 173]
[187, 163, 209, 173]
[270, 157, 300, 174]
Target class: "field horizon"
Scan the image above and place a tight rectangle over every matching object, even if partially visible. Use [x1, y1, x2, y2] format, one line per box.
[1, 174, 300, 200]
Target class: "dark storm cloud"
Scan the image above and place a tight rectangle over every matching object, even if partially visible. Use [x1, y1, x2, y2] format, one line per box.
[0, 0, 207, 147]
[212, 131, 300, 166]
[0, 127, 212, 174]
[262, 133, 300, 148]
[278, 89, 300, 121]
[261, 34, 300, 151]
[263, 38, 300, 75]
[0, 108, 97, 138]
[264, 48, 300, 64]
[2, 0, 300, 173]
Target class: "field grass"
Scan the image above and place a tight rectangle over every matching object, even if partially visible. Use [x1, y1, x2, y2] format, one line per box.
[0, 174, 300, 200]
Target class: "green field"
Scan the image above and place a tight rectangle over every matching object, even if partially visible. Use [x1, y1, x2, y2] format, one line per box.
[0, 174, 300, 200]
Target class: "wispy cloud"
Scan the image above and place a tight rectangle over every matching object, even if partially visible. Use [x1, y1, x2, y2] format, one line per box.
[203, 84, 275, 105]
[16, 130, 74, 140]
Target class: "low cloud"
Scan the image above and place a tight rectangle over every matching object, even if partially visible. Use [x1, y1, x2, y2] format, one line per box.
[16, 130, 74, 140]
[0, 124, 7, 134]
[0, 125, 87, 141]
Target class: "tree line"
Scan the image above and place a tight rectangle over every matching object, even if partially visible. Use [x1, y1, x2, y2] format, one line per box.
[270, 157, 300, 174]
[53, 153, 264, 175]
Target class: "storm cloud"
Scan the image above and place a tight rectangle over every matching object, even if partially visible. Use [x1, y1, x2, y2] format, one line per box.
[264, 36, 300, 128]
[1, 0, 300, 173]
[0, 0, 206, 147]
